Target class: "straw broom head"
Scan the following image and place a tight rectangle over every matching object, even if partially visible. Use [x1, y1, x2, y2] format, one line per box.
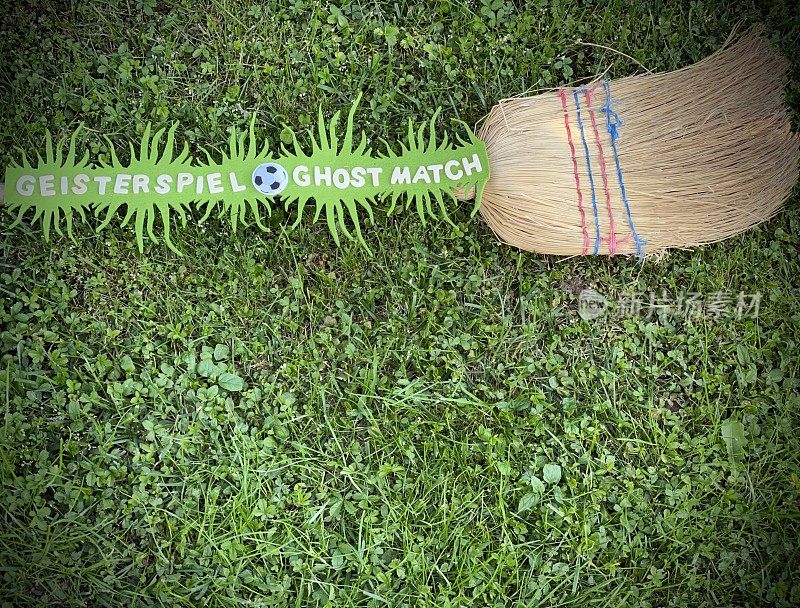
[475, 26, 799, 257]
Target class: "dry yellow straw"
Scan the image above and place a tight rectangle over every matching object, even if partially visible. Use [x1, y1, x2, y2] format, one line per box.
[475, 25, 799, 257]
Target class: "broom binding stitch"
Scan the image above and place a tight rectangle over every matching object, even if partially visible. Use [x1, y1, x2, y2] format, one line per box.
[573, 89, 601, 255]
[600, 79, 647, 259]
[558, 88, 590, 255]
[583, 85, 619, 255]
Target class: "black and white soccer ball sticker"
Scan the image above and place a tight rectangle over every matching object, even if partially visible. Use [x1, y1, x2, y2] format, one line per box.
[252, 162, 289, 196]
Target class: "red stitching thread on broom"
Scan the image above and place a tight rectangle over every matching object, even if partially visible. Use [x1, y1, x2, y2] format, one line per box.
[558, 89, 589, 255]
[584, 86, 618, 255]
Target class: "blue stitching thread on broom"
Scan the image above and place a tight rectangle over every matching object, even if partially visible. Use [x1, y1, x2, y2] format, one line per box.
[601, 79, 647, 259]
[572, 89, 601, 255]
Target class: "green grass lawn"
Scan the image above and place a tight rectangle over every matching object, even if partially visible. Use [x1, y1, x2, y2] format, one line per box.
[1, 0, 799, 606]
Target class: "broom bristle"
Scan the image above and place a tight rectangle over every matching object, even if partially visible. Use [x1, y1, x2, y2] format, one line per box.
[476, 25, 800, 257]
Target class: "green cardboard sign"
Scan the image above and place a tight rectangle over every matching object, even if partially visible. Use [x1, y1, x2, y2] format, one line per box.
[4, 94, 490, 255]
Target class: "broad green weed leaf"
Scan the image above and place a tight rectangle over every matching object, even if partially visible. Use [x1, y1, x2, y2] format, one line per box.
[722, 418, 746, 461]
[218, 372, 243, 392]
[496, 461, 512, 476]
[196, 358, 215, 378]
[543, 463, 562, 485]
[213, 343, 230, 361]
[518, 492, 540, 513]
[529, 475, 545, 494]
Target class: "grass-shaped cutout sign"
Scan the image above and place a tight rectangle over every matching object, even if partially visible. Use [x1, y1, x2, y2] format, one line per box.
[4, 94, 490, 255]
